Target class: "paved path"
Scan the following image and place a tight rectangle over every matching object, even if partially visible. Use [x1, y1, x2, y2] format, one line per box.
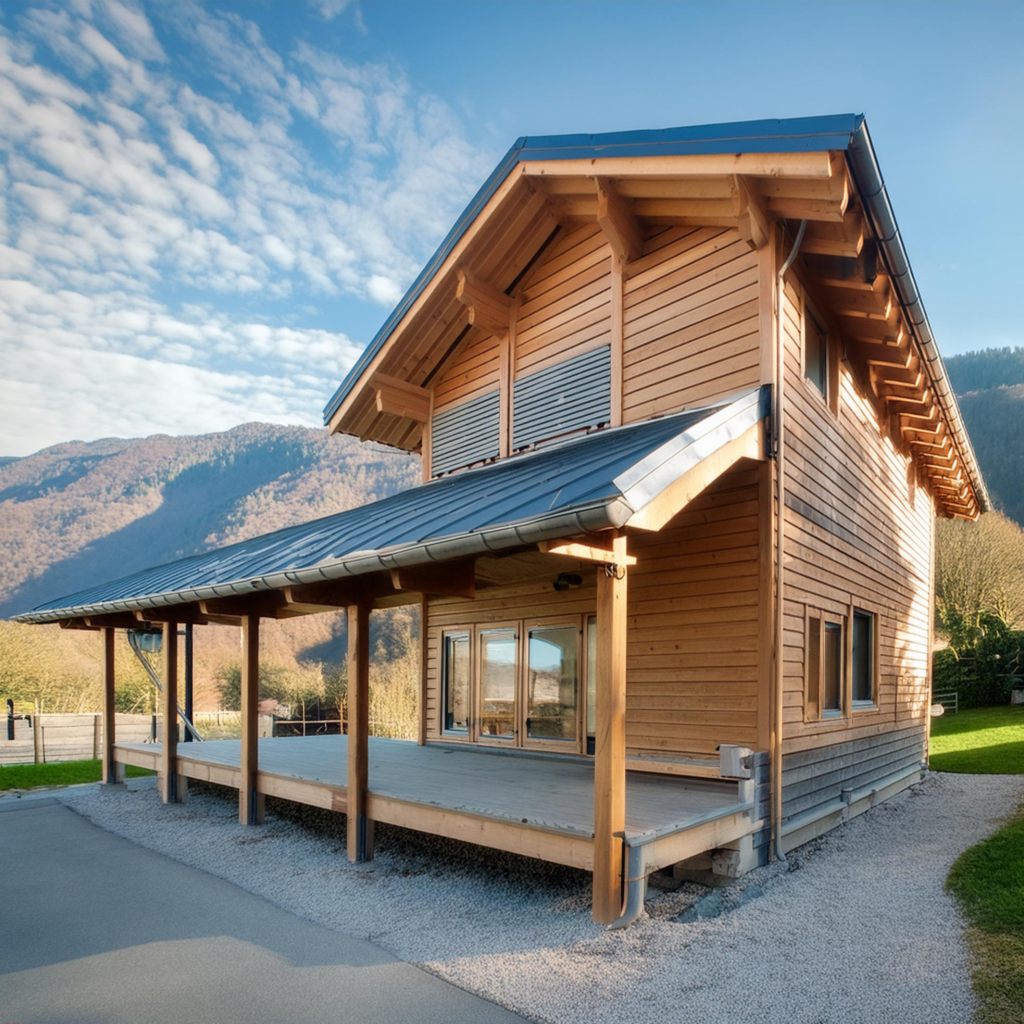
[0, 798, 526, 1024]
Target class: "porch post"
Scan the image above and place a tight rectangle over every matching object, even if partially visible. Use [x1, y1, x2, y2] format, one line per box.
[160, 621, 183, 802]
[347, 601, 372, 861]
[593, 533, 628, 924]
[100, 627, 122, 784]
[239, 614, 264, 824]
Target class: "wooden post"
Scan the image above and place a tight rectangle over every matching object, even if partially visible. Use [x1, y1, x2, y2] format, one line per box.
[347, 602, 372, 861]
[239, 614, 264, 824]
[160, 621, 183, 802]
[592, 533, 628, 924]
[32, 702, 40, 765]
[417, 594, 429, 746]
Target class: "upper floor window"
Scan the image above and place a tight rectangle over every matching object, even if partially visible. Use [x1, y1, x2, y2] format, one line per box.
[804, 309, 828, 399]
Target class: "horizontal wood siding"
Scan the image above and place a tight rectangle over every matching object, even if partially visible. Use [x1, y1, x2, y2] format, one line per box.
[779, 269, 933, 818]
[433, 331, 501, 412]
[782, 724, 925, 825]
[622, 227, 761, 422]
[425, 463, 764, 760]
[627, 463, 762, 759]
[515, 224, 612, 378]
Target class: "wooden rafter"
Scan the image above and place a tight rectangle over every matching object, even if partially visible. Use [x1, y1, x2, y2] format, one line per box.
[732, 176, 769, 250]
[595, 178, 643, 263]
[372, 372, 431, 423]
[455, 268, 511, 336]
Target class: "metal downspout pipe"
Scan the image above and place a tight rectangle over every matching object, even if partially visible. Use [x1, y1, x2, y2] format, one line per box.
[772, 220, 807, 864]
[607, 842, 647, 930]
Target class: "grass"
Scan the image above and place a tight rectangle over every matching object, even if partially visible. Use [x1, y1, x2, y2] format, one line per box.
[0, 759, 154, 791]
[929, 704, 1024, 774]
[947, 803, 1024, 1024]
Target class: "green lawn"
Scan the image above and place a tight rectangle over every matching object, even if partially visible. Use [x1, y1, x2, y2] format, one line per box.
[929, 704, 1024, 774]
[948, 804, 1024, 1024]
[0, 759, 154, 791]
[936, 704, 1024, 1023]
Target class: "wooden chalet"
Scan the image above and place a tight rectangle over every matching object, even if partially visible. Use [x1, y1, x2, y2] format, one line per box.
[15, 114, 988, 928]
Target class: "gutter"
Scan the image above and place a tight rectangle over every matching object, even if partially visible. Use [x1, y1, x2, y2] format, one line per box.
[846, 121, 990, 512]
[12, 498, 631, 625]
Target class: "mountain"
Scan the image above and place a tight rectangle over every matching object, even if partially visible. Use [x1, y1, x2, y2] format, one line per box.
[0, 423, 420, 621]
[945, 347, 1024, 526]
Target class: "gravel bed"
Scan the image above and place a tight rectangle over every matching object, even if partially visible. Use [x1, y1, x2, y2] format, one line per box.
[60, 771, 1022, 1024]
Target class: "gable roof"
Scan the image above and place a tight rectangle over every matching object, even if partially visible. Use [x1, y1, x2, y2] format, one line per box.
[14, 388, 768, 624]
[323, 114, 863, 425]
[322, 112, 989, 515]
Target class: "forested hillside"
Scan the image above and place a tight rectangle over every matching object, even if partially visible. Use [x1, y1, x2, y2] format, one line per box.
[945, 347, 1024, 526]
[0, 424, 420, 714]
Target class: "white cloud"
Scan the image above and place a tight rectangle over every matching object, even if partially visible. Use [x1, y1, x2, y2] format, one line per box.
[0, 2, 496, 454]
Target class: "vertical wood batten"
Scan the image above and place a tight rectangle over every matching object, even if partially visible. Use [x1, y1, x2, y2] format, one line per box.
[418, 594, 429, 746]
[592, 534, 628, 924]
[347, 602, 373, 861]
[610, 255, 623, 427]
[100, 627, 121, 784]
[239, 615, 264, 824]
[160, 621, 182, 803]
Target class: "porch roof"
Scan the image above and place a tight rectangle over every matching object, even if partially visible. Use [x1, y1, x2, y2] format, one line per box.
[14, 387, 768, 625]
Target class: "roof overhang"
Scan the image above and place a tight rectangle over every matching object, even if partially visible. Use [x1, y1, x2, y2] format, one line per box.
[14, 389, 768, 626]
[322, 113, 987, 520]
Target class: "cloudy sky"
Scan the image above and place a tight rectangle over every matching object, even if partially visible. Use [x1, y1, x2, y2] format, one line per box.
[1, 1, 1021, 456]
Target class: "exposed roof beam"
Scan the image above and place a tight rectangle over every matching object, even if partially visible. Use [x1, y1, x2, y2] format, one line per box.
[134, 606, 209, 625]
[455, 268, 511, 336]
[518, 151, 835, 180]
[595, 178, 643, 263]
[391, 559, 476, 598]
[538, 539, 638, 566]
[371, 372, 431, 423]
[732, 176, 769, 250]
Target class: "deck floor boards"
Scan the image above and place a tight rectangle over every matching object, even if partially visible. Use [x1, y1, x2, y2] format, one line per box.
[119, 735, 744, 844]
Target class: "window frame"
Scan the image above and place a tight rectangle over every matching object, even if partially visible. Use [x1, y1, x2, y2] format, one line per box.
[521, 615, 585, 753]
[476, 622, 520, 746]
[800, 300, 841, 417]
[440, 627, 474, 739]
[850, 606, 879, 710]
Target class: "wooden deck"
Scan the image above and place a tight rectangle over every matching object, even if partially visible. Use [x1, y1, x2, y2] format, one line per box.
[116, 736, 756, 875]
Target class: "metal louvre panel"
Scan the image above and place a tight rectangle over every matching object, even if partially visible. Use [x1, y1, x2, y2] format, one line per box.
[431, 390, 501, 475]
[513, 345, 611, 450]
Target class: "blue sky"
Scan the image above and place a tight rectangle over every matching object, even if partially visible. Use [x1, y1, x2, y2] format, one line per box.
[1, 0, 1021, 456]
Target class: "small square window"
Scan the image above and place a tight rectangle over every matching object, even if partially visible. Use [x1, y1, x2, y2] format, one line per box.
[805, 310, 828, 399]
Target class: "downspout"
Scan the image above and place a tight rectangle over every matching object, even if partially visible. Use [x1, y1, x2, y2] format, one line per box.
[607, 842, 646, 930]
[771, 220, 807, 864]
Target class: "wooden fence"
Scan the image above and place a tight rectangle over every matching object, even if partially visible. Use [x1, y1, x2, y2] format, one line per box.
[0, 713, 154, 766]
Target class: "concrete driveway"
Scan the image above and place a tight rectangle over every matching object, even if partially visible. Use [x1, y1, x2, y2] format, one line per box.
[0, 798, 526, 1024]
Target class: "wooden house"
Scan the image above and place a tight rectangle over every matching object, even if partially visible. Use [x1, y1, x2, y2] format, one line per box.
[15, 114, 988, 927]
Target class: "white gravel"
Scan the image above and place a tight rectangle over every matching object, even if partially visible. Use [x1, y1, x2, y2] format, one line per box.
[59, 771, 1021, 1024]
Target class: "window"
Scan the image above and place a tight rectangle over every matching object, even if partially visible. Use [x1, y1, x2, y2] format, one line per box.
[442, 631, 471, 733]
[525, 625, 578, 743]
[822, 620, 843, 715]
[804, 309, 828, 399]
[479, 628, 516, 739]
[852, 610, 875, 705]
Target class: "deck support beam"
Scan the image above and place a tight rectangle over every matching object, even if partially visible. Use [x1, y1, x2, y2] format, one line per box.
[347, 602, 373, 862]
[100, 627, 122, 784]
[160, 621, 184, 803]
[592, 534, 628, 924]
[239, 615, 264, 824]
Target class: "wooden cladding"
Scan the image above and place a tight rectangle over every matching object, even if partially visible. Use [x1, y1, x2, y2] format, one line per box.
[512, 345, 611, 450]
[622, 227, 761, 422]
[430, 390, 500, 476]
